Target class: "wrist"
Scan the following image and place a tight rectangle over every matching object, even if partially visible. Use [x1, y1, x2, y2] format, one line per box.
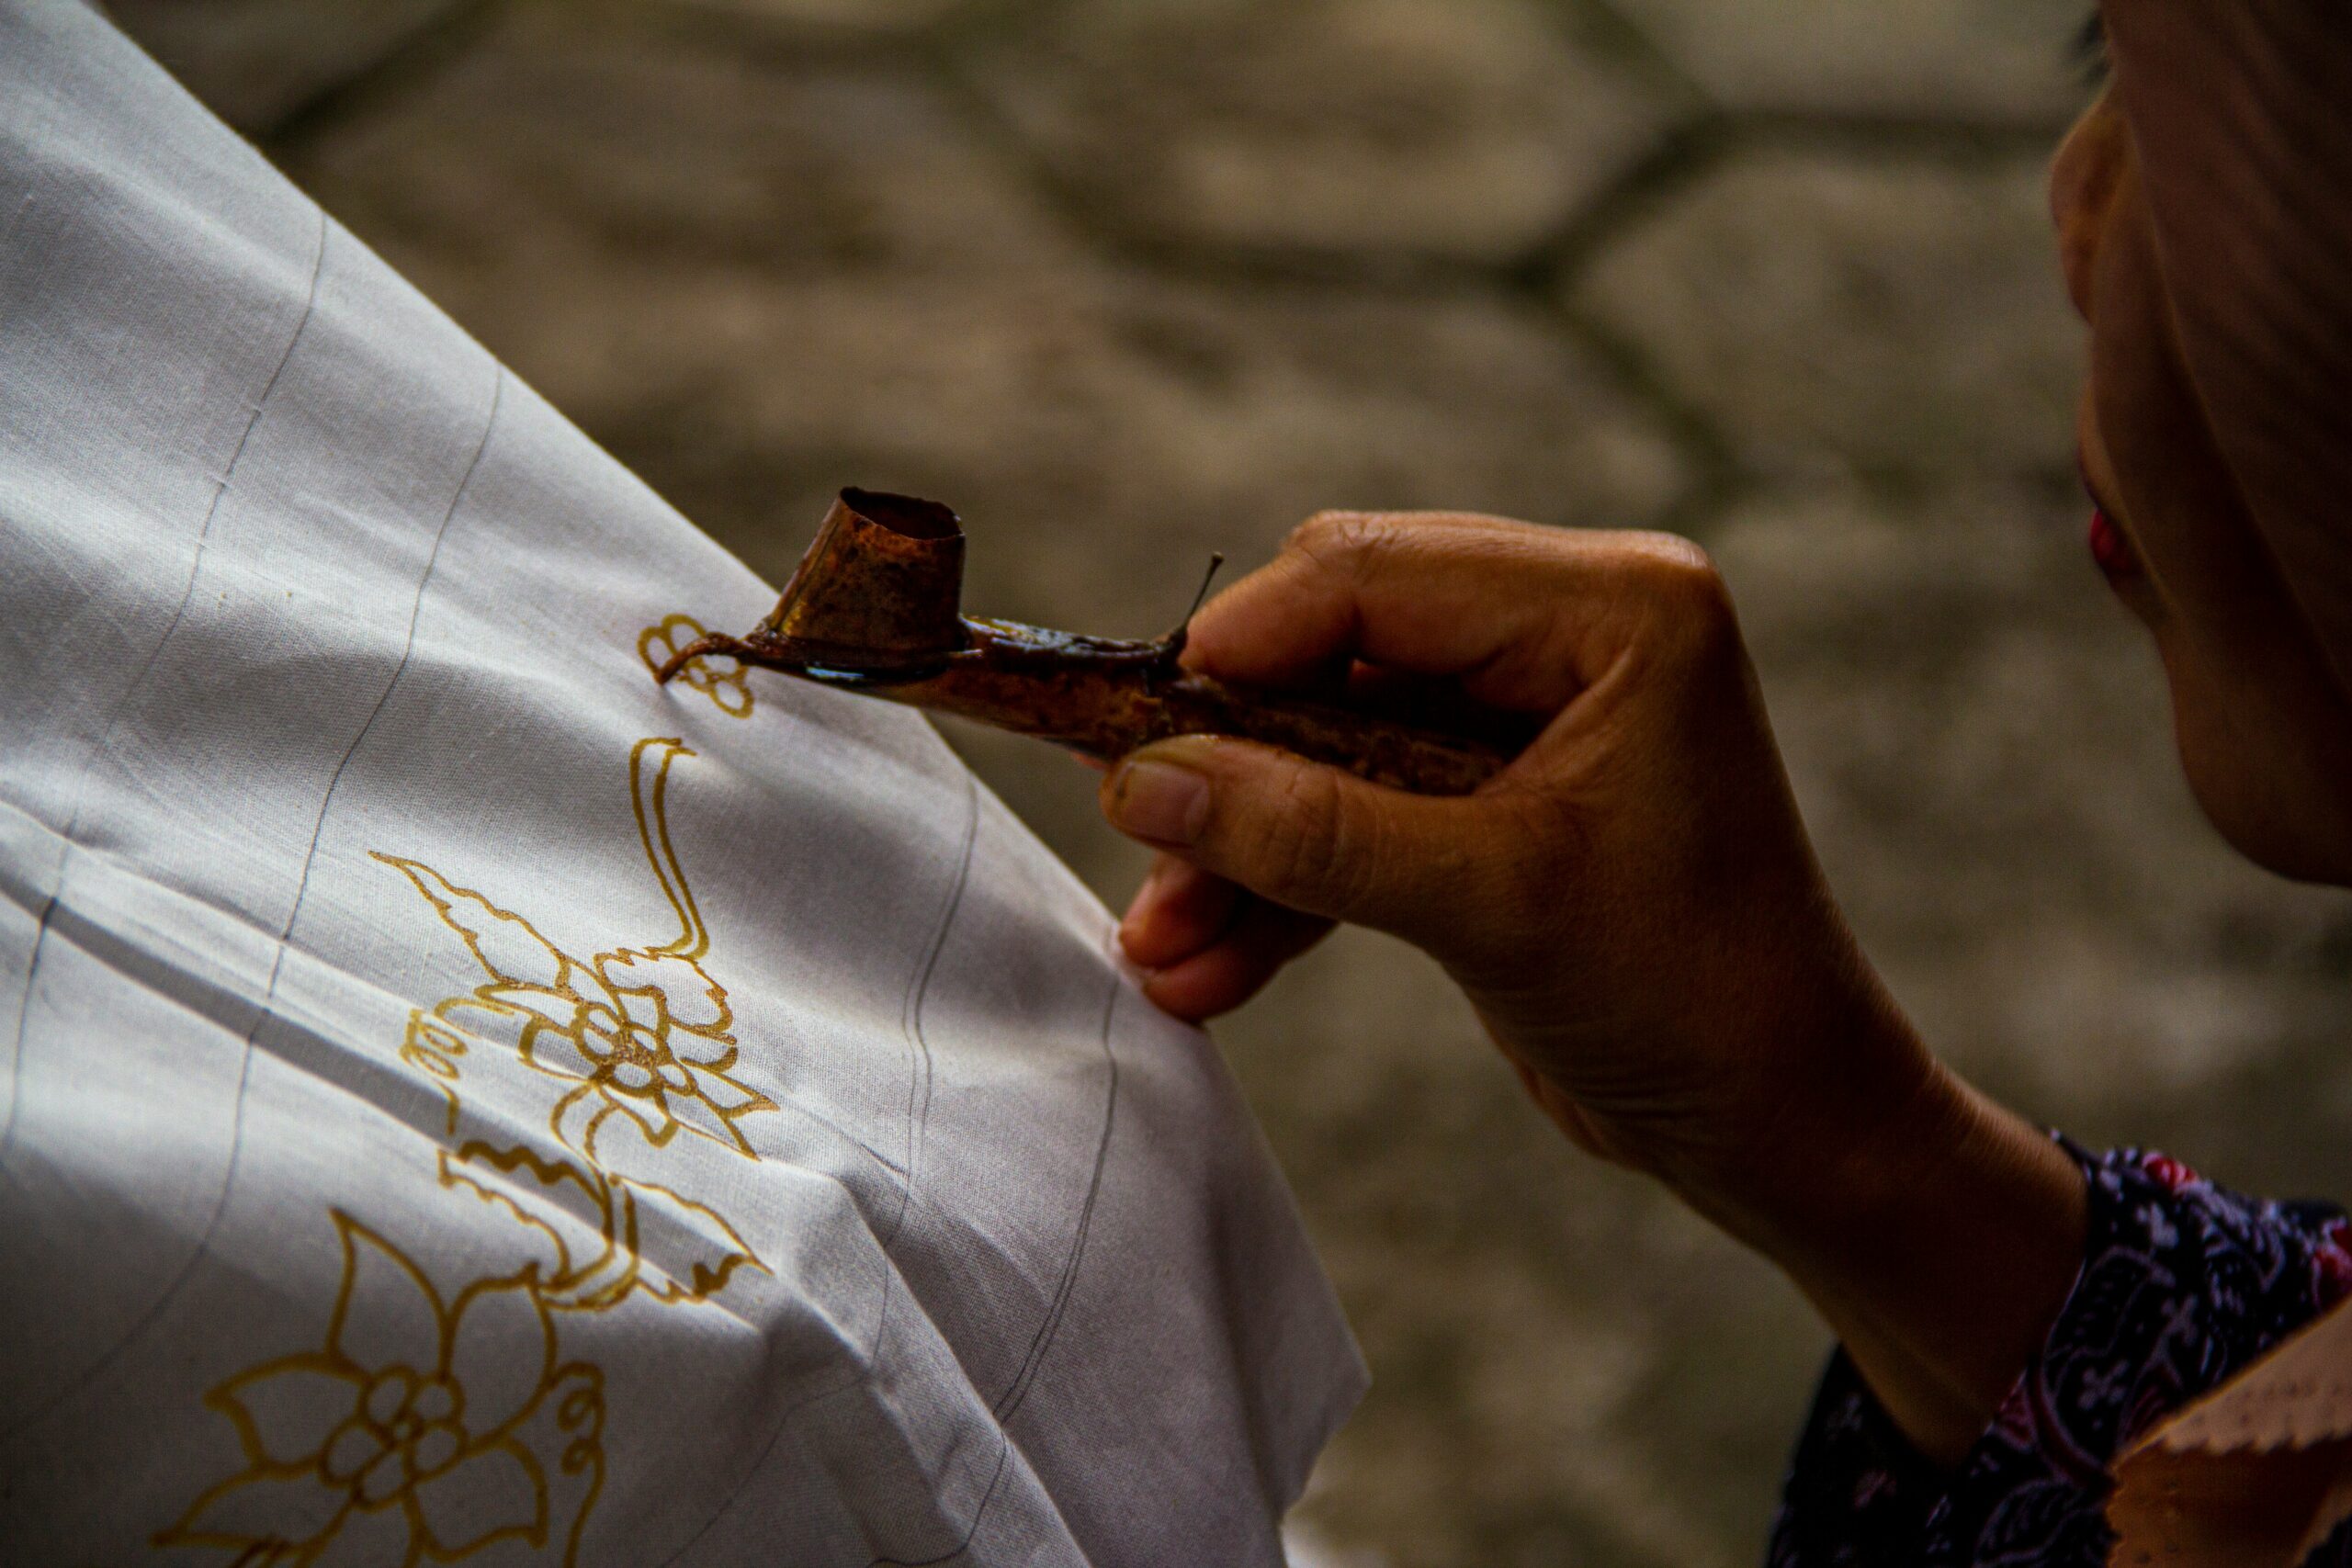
[1659, 993, 2089, 1462]
[1642, 977, 1955, 1258]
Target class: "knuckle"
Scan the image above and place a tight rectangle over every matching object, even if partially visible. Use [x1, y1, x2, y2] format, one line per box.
[1287, 509, 1356, 547]
[1634, 531, 1724, 601]
[1627, 533, 1740, 658]
[1283, 509, 1352, 557]
[1285, 509, 1401, 581]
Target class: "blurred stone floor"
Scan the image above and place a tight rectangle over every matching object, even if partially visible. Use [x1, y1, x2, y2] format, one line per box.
[108, 0, 2352, 1562]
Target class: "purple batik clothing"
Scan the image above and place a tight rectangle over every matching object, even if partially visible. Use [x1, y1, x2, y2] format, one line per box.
[1768, 1144, 2352, 1566]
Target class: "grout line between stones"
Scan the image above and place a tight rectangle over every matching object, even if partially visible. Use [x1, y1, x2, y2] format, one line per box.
[1541, 0, 1713, 103]
[1522, 109, 1734, 289]
[259, 0, 512, 153]
[1550, 299, 1748, 535]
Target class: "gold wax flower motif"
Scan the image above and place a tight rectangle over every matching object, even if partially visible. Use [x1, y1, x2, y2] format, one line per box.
[374, 739, 776, 1165]
[156, 1213, 603, 1565]
[640, 614, 752, 719]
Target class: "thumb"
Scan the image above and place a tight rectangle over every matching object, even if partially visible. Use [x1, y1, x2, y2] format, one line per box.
[1099, 733, 1465, 933]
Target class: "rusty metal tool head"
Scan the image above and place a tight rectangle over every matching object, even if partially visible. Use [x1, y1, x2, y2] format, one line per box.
[755, 488, 970, 674]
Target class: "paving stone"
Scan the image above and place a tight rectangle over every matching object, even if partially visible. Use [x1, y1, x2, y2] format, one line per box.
[970, 0, 1679, 265]
[295, 7, 1073, 278]
[1573, 146, 2081, 481]
[1609, 0, 2096, 123]
[106, 0, 473, 131]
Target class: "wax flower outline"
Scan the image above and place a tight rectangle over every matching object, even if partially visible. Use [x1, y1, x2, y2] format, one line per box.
[160, 731, 769, 1562]
[374, 738, 777, 1166]
[154, 1212, 605, 1567]
[640, 615, 752, 719]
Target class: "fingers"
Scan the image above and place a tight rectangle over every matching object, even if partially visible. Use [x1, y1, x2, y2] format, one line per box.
[1182, 510, 1730, 716]
[1118, 855, 1240, 969]
[1134, 897, 1334, 1022]
[1100, 732, 1510, 940]
[1121, 854, 1335, 1010]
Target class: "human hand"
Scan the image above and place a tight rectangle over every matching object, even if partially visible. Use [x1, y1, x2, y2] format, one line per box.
[1102, 509, 1930, 1191]
[1099, 512, 2090, 1461]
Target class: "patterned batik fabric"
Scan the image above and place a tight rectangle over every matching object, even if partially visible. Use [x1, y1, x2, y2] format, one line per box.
[0, 5, 1365, 1563]
[1768, 1144, 2352, 1567]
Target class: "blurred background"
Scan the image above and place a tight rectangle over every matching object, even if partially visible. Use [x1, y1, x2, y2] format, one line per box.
[106, 0, 2352, 1561]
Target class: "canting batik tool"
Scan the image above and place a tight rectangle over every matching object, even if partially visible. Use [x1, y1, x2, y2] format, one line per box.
[657, 488, 1515, 796]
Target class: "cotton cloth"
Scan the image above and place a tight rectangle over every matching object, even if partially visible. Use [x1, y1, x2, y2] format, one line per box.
[0, 4, 1363, 1563]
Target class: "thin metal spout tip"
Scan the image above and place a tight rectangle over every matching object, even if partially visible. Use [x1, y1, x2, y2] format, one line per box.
[1157, 551, 1228, 665]
[654, 635, 741, 684]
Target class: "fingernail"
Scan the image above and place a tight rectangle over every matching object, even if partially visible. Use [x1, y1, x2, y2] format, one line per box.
[1107, 759, 1211, 846]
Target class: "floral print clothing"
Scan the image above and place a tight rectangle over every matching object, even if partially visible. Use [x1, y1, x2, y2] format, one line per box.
[1768, 1144, 2352, 1566]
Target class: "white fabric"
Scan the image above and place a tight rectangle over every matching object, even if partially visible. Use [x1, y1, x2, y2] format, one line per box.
[0, 4, 1363, 1562]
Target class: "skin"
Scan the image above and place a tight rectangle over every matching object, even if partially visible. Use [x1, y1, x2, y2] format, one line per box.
[2060, 95, 2352, 881]
[1094, 85, 2352, 1466]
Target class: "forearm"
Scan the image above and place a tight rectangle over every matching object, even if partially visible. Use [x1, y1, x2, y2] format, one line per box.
[1654, 998, 2086, 1464]
[1764, 1073, 2086, 1464]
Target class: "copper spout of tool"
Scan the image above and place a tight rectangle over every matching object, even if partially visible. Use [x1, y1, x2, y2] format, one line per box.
[655, 488, 1515, 797]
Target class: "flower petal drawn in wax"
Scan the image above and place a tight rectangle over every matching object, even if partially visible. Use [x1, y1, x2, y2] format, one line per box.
[434, 1148, 581, 1290]
[326, 1215, 448, 1382]
[591, 1077, 678, 1154]
[616, 1177, 769, 1303]
[671, 1064, 775, 1154]
[410, 1441, 549, 1559]
[373, 855, 570, 994]
[438, 1145, 639, 1314]
[433, 997, 526, 1059]
[445, 1274, 558, 1440]
[165, 1465, 351, 1555]
[659, 1085, 745, 1155]
[516, 1025, 599, 1089]
[599, 949, 730, 1036]
[481, 983, 593, 1034]
[551, 1083, 610, 1161]
[211, 1356, 364, 1470]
